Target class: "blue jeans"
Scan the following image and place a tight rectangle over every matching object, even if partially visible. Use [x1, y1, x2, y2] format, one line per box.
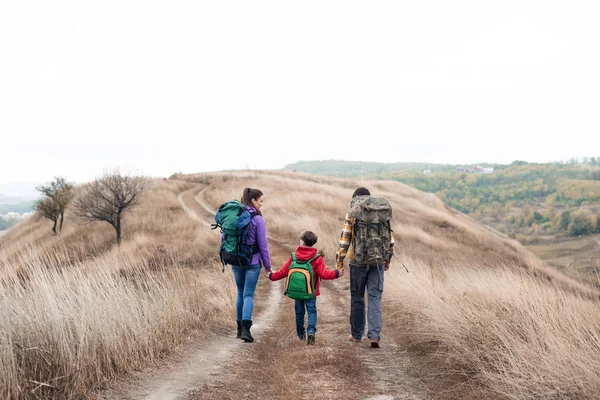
[294, 297, 317, 337]
[231, 264, 261, 321]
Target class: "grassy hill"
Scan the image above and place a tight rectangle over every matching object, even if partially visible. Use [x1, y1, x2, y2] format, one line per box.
[286, 160, 600, 282]
[285, 160, 600, 213]
[1, 170, 599, 399]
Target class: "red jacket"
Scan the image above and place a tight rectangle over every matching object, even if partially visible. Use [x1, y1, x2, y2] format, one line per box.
[269, 246, 339, 297]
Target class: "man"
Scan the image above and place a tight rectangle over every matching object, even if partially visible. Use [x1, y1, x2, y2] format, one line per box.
[336, 187, 394, 348]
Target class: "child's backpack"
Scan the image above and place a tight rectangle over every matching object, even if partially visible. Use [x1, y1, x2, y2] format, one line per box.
[211, 200, 258, 271]
[284, 252, 320, 301]
[348, 195, 393, 266]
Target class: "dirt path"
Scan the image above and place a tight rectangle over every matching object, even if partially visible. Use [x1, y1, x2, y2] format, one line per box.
[108, 183, 429, 400]
[188, 186, 428, 399]
[187, 275, 428, 400]
[104, 185, 285, 400]
[330, 280, 428, 399]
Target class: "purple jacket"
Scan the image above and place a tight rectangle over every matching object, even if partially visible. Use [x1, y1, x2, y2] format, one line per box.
[245, 206, 272, 270]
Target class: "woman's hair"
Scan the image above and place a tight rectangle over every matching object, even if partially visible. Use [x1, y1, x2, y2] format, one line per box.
[300, 231, 318, 247]
[241, 187, 264, 215]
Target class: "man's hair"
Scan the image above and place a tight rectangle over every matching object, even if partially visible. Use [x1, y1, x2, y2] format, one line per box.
[352, 187, 370, 198]
[300, 231, 318, 247]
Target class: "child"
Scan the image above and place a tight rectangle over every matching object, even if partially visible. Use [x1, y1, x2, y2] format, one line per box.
[269, 231, 344, 345]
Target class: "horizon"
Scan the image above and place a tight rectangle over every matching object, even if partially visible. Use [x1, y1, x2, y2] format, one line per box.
[1, 155, 598, 198]
[2, 154, 596, 187]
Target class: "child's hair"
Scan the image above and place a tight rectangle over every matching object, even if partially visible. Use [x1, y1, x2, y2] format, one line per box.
[300, 231, 318, 247]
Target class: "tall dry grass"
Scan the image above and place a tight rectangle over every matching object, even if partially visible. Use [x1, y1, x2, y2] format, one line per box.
[0, 178, 235, 399]
[385, 255, 600, 399]
[190, 170, 600, 398]
[186, 171, 561, 274]
[0, 249, 233, 399]
[2, 169, 599, 399]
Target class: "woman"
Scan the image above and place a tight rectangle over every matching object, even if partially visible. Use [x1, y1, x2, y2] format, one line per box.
[232, 187, 272, 342]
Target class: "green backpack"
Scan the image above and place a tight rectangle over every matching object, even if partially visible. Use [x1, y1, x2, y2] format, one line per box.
[284, 252, 320, 301]
[211, 200, 259, 271]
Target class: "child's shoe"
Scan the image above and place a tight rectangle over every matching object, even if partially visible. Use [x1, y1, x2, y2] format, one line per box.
[370, 339, 380, 348]
[307, 334, 315, 345]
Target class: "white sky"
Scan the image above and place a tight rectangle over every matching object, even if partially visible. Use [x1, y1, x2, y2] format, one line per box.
[1, 0, 599, 185]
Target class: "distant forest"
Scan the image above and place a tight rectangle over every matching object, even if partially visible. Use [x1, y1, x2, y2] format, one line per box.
[0, 201, 35, 230]
[285, 159, 600, 240]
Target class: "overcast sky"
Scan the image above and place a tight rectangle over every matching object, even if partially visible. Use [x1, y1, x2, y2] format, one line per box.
[1, 0, 599, 185]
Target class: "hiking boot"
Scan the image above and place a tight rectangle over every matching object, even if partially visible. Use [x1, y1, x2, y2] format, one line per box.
[307, 334, 315, 345]
[348, 334, 361, 343]
[236, 321, 242, 339]
[370, 339, 380, 348]
[240, 320, 254, 343]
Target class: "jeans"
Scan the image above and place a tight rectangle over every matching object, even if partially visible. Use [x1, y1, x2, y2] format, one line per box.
[350, 265, 384, 340]
[231, 264, 261, 321]
[294, 297, 317, 337]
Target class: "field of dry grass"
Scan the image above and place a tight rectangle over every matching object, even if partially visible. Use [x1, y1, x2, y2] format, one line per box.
[385, 256, 600, 399]
[1, 170, 600, 399]
[528, 235, 600, 286]
[0, 179, 236, 398]
[180, 170, 600, 398]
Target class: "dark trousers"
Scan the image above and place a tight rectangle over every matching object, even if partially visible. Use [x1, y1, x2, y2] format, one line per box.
[350, 264, 384, 340]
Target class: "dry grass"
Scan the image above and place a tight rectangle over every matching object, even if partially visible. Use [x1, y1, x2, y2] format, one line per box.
[2, 170, 599, 399]
[0, 251, 233, 399]
[384, 255, 600, 399]
[528, 235, 600, 287]
[184, 170, 589, 281]
[188, 170, 600, 399]
[189, 282, 374, 400]
[0, 179, 235, 399]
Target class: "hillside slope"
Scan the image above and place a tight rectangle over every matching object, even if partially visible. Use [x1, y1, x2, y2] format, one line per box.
[1, 170, 598, 399]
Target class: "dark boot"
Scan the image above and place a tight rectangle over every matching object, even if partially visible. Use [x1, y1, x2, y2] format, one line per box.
[240, 320, 254, 342]
[236, 321, 242, 339]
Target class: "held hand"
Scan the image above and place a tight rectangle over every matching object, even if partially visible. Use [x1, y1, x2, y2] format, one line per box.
[338, 268, 345, 278]
[264, 270, 271, 279]
[384, 262, 390, 272]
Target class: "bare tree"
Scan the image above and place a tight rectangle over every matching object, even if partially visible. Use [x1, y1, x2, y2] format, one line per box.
[74, 171, 151, 245]
[35, 176, 75, 234]
[35, 197, 61, 234]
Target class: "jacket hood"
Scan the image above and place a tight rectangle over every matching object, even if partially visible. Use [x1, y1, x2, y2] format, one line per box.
[295, 246, 318, 261]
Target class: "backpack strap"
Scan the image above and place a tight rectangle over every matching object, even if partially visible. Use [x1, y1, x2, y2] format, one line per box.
[249, 211, 260, 254]
[291, 252, 297, 262]
[307, 254, 321, 264]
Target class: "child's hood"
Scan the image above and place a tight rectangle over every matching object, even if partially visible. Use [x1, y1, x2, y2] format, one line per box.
[295, 246, 318, 261]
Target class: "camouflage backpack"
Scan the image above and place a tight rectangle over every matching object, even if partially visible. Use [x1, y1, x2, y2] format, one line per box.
[348, 195, 393, 266]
